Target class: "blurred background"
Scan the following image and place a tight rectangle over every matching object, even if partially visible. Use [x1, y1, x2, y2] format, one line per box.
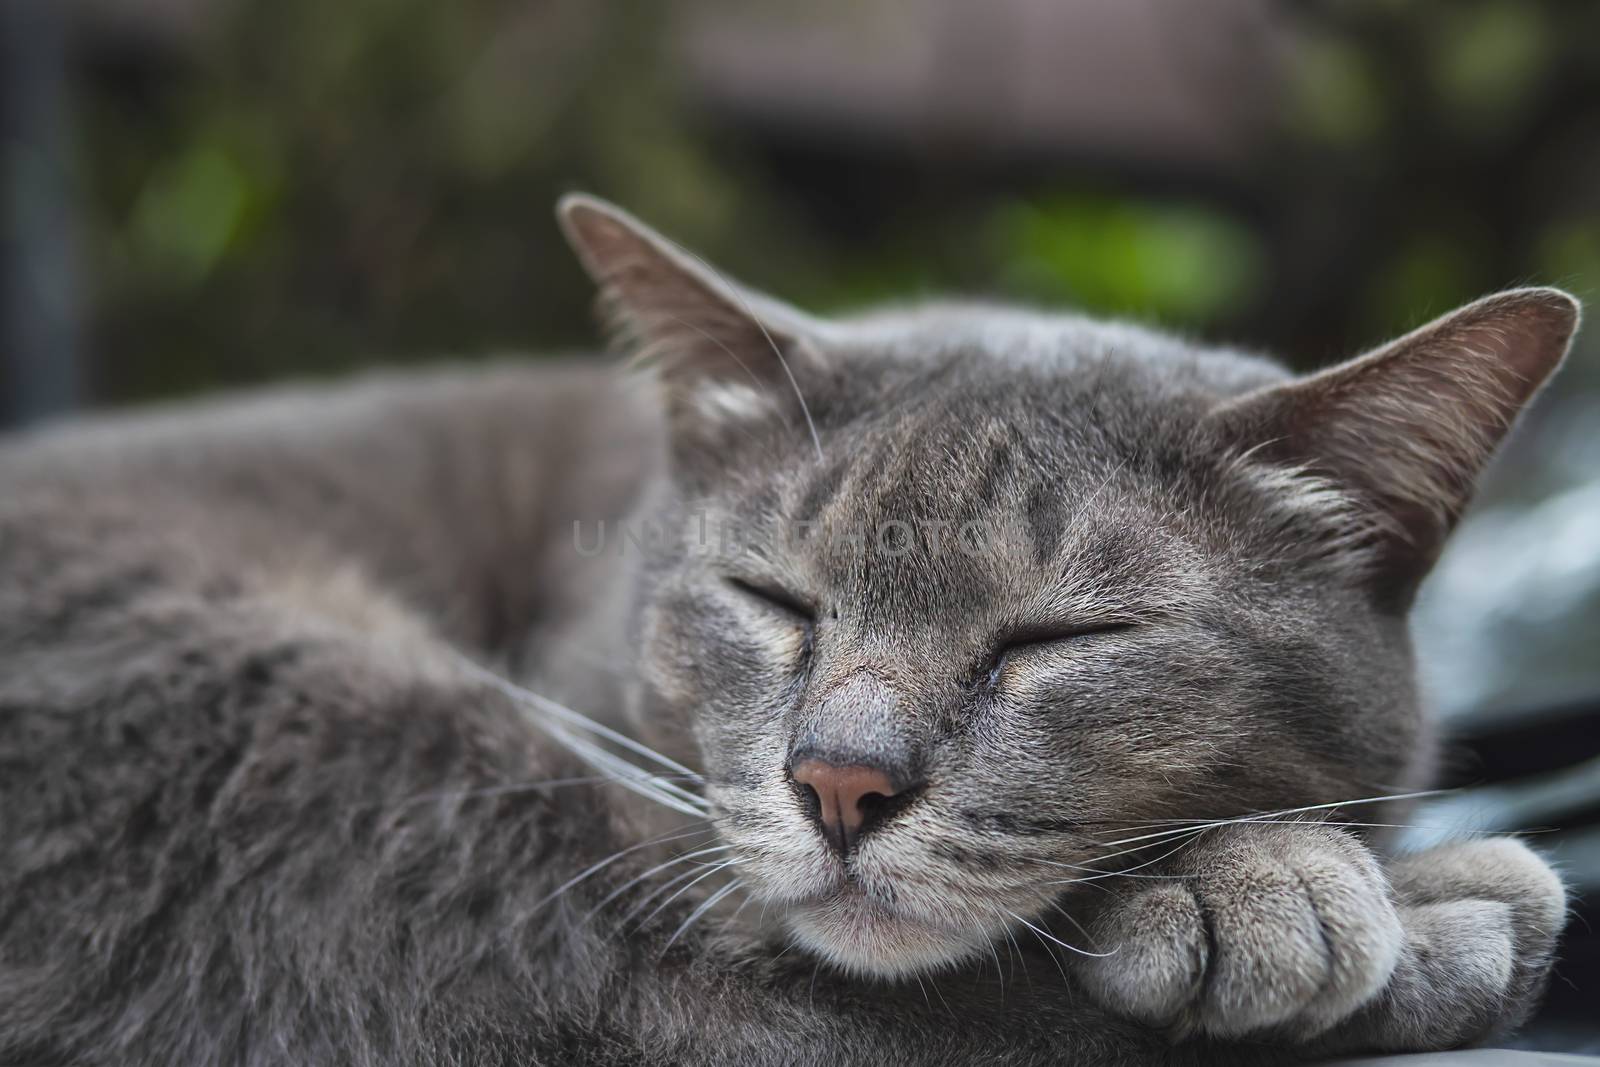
[3, 0, 1599, 1050]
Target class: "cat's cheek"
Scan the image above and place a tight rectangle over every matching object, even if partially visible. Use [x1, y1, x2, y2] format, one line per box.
[737, 615, 810, 672]
[638, 585, 796, 719]
[636, 596, 708, 714]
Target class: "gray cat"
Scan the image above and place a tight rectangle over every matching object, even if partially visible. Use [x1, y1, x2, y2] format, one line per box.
[0, 194, 1580, 1066]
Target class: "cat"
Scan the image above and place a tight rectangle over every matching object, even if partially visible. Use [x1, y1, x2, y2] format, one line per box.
[0, 193, 1580, 1066]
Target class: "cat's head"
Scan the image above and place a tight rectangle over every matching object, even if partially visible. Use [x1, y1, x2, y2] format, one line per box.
[558, 194, 1580, 978]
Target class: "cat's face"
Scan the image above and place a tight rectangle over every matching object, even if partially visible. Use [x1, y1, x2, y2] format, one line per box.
[558, 196, 1579, 977]
[631, 317, 1418, 976]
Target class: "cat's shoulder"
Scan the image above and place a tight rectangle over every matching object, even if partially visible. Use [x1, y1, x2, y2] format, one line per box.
[0, 355, 652, 483]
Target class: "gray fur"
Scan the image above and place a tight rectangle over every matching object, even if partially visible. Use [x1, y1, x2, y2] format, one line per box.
[0, 194, 1581, 1065]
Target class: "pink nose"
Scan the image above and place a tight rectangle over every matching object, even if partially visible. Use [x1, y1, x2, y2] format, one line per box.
[791, 758, 903, 854]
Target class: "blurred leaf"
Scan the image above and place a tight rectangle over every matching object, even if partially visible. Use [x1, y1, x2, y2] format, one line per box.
[1289, 35, 1385, 147]
[1430, 1, 1547, 129]
[129, 145, 251, 285]
[988, 196, 1263, 326]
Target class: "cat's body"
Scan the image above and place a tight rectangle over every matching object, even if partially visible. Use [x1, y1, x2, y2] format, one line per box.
[0, 197, 1580, 1065]
[0, 359, 1170, 1066]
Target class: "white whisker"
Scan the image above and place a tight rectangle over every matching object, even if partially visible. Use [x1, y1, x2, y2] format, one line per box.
[449, 651, 705, 786]
[539, 718, 708, 817]
[447, 656, 709, 819]
[663, 877, 745, 952]
[632, 860, 736, 929]
[670, 244, 825, 463]
[1091, 790, 1447, 849]
[530, 825, 714, 914]
[1040, 825, 1211, 883]
[1048, 901, 1102, 953]
[583, 844, 734, 921]
[987, 938, 1006, 998]
[1023, 919, 1073, 986]
[1007, 910, 1117, 959]
[1000, 920, 1030, 990]
[405, 773, 699, 806]
[727, 886, 757, 925]
[615, 862, 708, 926]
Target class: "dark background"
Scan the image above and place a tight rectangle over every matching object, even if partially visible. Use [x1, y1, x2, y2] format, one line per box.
[3, 0, 1598, 1050]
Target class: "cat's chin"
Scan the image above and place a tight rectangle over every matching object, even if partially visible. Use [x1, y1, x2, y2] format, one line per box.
[783, 894, 991, 979]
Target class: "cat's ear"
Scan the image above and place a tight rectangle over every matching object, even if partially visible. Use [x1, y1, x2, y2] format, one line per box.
[1210, 287, 1580, 598]
[556, 194, 820, 399]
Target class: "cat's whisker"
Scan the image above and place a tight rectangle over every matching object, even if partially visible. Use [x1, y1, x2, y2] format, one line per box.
[1160, 818, 1449, 835]
[1032, 861, 1190, 880]
[1029, 820, 1281, 881]
[1041, 824, 1213, 880]
[458, 665, 709, 819]
[663, 313, 793, 441]
[529, 825, 716, 914]
[539, 719, 710, 817]
[618, 861, 713, 927]
[913, 973, 933, 1012]
[448, 650, 706, 789]
[1089, 789, 1449, 849]
[1110, 818, 1431, 832]
[667, 242, 825, 463]
[1105, 811, 1453, 835]
[1005, 909, 1117, 959]
[534, 730, 704, 817]
[405, 773, 699, 806]
[1047, 901, 1105, 955]
[583, 844, 735, 922]
[662, 877, 745, 953]
[631, 860, 737, 930]
[727, 885, 758, 926]
[986, 938, 1006, 998]
[1032, 793, 1456, 891]
[1017, 917, 1074, 987]
[1000, 919, 1030, 990]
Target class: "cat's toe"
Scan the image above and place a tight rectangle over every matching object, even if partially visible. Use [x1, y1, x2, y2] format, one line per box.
[1187, 827, 1403, 1038]
[1075, 881, 1209, 1030]
[1388, 837, 1566, 955]
[1351, 898, 1519, 1050]
[1351, 837, 1569, 1047]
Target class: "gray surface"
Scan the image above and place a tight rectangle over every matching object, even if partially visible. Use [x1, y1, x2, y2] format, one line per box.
[1331, 1051, 1600, 1066]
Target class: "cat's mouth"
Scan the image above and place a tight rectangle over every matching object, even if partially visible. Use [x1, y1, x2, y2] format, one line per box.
[710, 789, 1053, 977]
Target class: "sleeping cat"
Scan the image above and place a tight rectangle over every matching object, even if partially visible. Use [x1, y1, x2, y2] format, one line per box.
[0, 194, 1579, 1066]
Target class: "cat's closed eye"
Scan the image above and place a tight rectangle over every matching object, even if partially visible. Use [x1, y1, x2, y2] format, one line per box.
[724, 576, 816, 626]
[985, 621, 1137, 685]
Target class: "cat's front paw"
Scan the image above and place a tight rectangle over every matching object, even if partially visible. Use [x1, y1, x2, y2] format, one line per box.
[1335, 836, 1568, 1051]
[1073, 823, 1404, 1041]
[1071, 827, 1567, 1053]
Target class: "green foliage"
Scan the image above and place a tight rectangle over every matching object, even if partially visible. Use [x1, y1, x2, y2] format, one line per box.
[1430, 1, 1547, 130]
[1291, 35, 1386, 147]
[71, 0, 1600, 400]
[988, 196, 1264, 327]
[129, 145, 253, 283]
